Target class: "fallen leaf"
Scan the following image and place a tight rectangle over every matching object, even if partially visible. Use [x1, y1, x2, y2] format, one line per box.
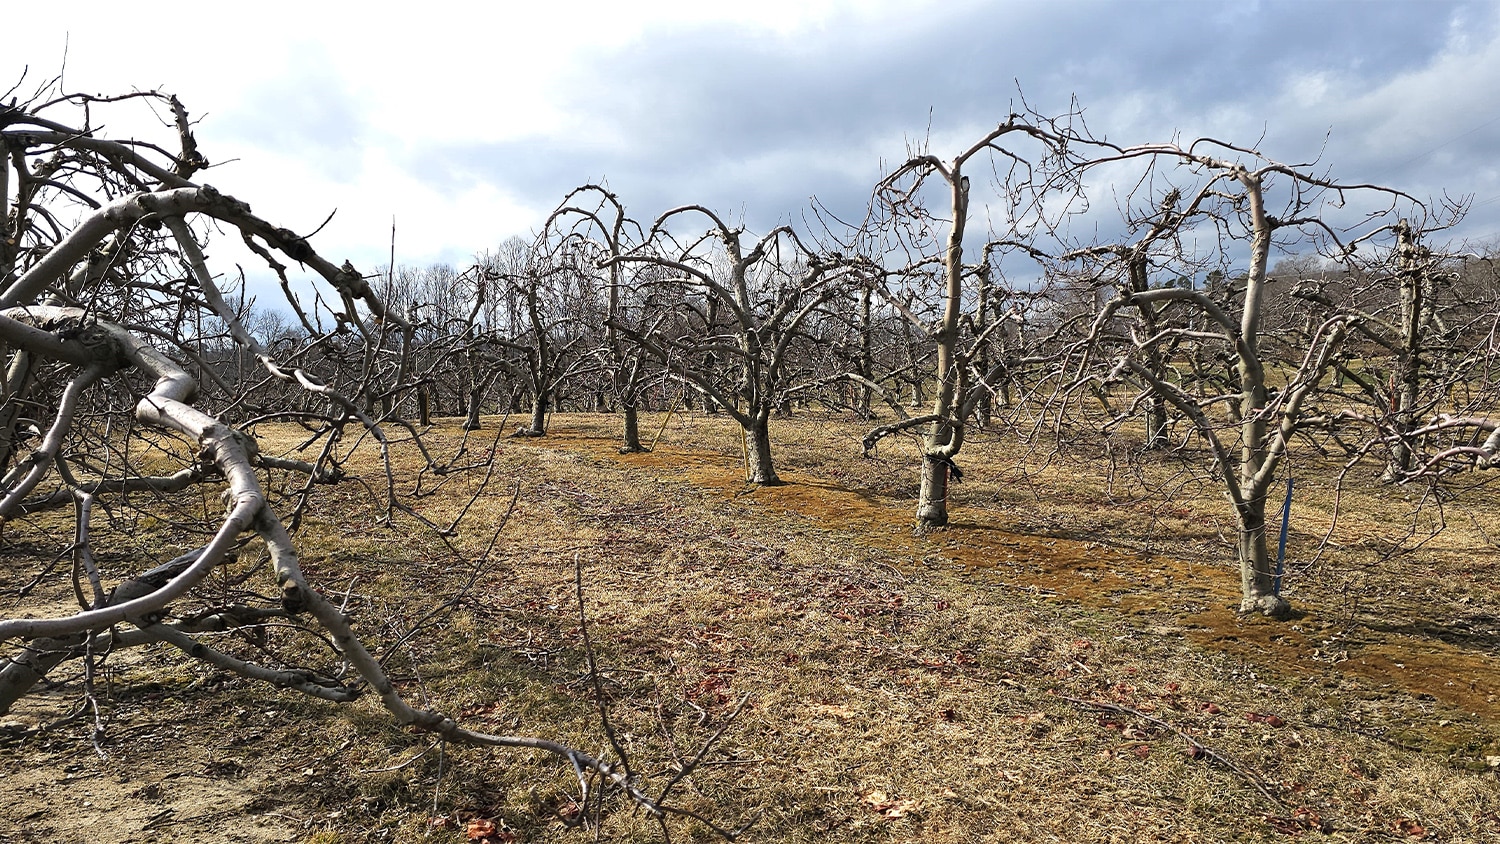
[1394, 818, 1427, 838]
[882, 798, 919, 820]
[862, 791, 918, 820]
[466, 819, 498, 841]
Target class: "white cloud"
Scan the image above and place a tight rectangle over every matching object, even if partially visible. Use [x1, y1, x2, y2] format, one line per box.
[14, 0, 1500, 266]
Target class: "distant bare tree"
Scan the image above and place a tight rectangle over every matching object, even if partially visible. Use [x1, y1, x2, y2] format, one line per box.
[609, 206, 853, 484]
[1370, 247, 1500, 477]
[541, 186, 660, 451]
[857, 112, 1087, 527]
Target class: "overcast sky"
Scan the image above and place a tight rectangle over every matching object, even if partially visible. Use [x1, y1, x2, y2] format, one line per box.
[14, 0, 1500, 276]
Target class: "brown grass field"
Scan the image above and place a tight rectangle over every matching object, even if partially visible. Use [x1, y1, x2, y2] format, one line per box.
[2, 410, 1499, 843]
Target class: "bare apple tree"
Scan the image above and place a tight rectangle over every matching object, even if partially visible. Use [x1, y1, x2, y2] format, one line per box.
[539, 186, 660, 451]
[607, 206, 854, 484]
[1056, 138, 1449, 617]
[1366, 248, 1500, 478]
[856, 111, 1088, 526]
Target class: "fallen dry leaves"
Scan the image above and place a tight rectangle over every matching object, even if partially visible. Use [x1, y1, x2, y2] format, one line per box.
[862, 790, 920, 820]
[465, 817, 521, 843]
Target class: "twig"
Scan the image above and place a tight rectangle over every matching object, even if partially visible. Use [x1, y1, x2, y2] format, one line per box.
[1055, 692, 1286, 808]
[575, 552, 635, 783]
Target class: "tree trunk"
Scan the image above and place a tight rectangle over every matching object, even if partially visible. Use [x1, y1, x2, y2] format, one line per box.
[1384, 371, 1420, 482]
[527, 390, 548, 436]
[620, 401, 642, 453]
[417, 386, 431, 427]
[1145, 396, 1168, 450]
[463, 387, 484, 431]
[916, 423, 953, 527]
[858, 286, 873, 419]
[1237, 499, 1290, 618]
[744, 412, 780, 485]
[701, 377, 717, 414]
[1233, 176, 1288, 619]
[1384, 221, 1429, 482]
[0, 350, 34, 470]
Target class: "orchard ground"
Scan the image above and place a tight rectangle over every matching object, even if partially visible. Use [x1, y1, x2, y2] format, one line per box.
[2, 412, 1498, 843]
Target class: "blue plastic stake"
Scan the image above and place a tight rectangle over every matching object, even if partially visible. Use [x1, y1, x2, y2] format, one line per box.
[1274, 477, 1294, 596]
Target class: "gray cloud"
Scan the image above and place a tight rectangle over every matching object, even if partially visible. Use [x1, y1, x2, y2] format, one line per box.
[421, 0, 1500, 246]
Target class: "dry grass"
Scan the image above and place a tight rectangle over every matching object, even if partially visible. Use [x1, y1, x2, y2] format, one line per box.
[3, 410, 1499, 843]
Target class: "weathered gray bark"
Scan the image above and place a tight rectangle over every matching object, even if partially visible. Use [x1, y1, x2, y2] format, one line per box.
[1145, 396, 1169, 450]
[464, 386, 485, 430]
[857, 286, 873, 419]
[620, 401, 642, 452]
[1383, 221, 1436, 482]
[913, 156, 971, 528]
[526, 390, 548, 435]
[1232, 178, 1292, 618]
[0, 350, 33, 470]
[1236, 500, 1283, 617]
[744, 410, 780, 485]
